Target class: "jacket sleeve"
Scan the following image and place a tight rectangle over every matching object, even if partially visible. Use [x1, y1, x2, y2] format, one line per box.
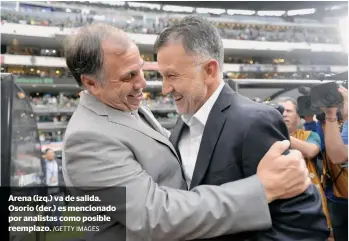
[242, 108, 329, 241]
[63, 130, 272, 241]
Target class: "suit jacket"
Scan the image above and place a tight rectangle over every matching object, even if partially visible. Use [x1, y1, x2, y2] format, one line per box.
[62, 91, 273, 241]
[170, 84, 330, 241]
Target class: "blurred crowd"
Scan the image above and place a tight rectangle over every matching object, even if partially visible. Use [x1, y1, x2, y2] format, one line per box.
[30, 93, 178, 143]
[1, 9, 340, 44]
[30, 94, 79, 110]
[30, 93, 177, 113]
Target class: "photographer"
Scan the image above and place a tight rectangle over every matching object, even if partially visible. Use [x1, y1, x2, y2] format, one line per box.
[302, 86, 348, 241]
[322, 87, 348, 164]
[321, 87, 348, 241]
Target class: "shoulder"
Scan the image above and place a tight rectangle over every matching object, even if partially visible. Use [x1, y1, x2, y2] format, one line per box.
[227, 94, 282, 123]
[306, 131, 321, 148]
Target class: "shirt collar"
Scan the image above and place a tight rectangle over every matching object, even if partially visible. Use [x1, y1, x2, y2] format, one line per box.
[182, 81, 225, 127]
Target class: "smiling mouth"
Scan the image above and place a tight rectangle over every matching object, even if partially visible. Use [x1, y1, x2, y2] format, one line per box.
[129, 93, 143, 98]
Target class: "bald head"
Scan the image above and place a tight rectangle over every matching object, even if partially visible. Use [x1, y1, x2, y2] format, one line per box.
[64, 23, 133, 86]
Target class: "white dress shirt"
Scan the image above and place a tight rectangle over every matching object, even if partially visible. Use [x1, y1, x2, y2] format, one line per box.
[178, 81, 225, 187]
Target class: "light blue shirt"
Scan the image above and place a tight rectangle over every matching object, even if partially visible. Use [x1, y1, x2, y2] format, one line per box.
[45, 159, 59, 186]
[305, 131, 322, 150]
[341, 120, 348, 167]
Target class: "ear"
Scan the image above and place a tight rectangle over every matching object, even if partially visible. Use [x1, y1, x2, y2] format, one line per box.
[81, 74, 100, 95]
[203, 59, 219, 84]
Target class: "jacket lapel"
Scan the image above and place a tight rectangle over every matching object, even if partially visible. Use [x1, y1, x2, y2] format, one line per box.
[190, 84, 235, 189]
[169, 118, 187, 164]
[107, 107, 180, 160]
[79, 92, 180, 160]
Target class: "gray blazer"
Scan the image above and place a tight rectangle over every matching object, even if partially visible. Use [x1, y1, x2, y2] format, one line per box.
[62, 91, 272, 241]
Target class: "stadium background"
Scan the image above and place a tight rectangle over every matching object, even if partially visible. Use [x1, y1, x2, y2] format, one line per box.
[0, 1, 348, 240]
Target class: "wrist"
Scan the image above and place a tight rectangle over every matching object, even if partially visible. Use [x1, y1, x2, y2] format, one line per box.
[257, 175, 276, 203]
[325, 116, 338, 122]
[264, 188, 275, 203]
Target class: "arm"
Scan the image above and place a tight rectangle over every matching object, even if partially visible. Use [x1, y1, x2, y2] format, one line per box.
[324, 119, 348, 164]
[290, 136, 320, 159]
[64, 131, 271, 241]
[242, 109, 329, 241]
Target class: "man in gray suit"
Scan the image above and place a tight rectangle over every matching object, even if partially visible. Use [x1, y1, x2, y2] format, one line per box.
[62, 24, 310, 241]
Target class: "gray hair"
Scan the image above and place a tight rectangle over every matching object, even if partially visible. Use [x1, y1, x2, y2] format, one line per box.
[275, 97, 303, 129]
[64, 23, 130, 87]
[154, 16, 224, 72]
[274, 97, 298, 108]
[275, 97, 300, 114]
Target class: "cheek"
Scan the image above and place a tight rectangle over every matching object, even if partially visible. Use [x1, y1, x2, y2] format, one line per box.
[110, 83, 128, 99]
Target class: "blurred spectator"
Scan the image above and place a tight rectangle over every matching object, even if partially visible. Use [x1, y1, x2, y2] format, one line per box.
[1, 9, 340, 44]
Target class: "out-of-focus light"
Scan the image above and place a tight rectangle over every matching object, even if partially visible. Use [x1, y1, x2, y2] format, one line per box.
[287, 8, 315, 16]
[45, 50, 49, 53]
[163, 5, 193, 13]
[227, 9, 255, 16]
[196, 8, 225, 15]
[126, 18, 134, 24]
[30, 68, 34, 72]
[66, 8, 71, 13]
[52, 50, 56, 54]
[128, 2, 161, 10]
[17, 92, 25, 99]
[249, 60, 254, 64]
[56, 70, 60, 74]
[257, 11, 285, 16]
[96, 1, 125, 6]
[37, 70, 40, 74]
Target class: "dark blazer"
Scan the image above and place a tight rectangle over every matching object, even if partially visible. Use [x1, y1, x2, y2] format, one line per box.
[170, 84, 329, 241]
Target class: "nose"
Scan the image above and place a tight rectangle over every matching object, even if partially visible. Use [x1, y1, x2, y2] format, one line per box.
[134, 74, 147, 90]
[162, 79, 173, 96]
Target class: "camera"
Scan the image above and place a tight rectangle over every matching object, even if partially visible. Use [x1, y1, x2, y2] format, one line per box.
[297, 72, 347, 116]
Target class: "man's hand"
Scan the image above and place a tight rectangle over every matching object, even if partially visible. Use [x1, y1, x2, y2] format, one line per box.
[257, 140, 310, 203]
[321, 107, 338, 119]
[338, 86, 348, 120]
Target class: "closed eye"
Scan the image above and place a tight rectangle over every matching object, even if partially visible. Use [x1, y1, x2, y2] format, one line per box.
[124, 72, 137, 81]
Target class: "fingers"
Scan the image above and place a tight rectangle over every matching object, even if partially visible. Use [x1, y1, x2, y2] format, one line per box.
[338, 86, 347, 94]
[264, 140, 290, 159]
[338, 87, 348, 99]
[287, 149, 303, 163]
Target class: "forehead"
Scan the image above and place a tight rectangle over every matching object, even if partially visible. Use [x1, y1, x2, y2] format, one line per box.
[157, 43, 196, 71]
[102, 39, 142, 73]
[279, 101, 297, 111]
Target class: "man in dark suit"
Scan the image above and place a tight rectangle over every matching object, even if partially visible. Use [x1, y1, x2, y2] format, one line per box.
[155, 16, 329, 241]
